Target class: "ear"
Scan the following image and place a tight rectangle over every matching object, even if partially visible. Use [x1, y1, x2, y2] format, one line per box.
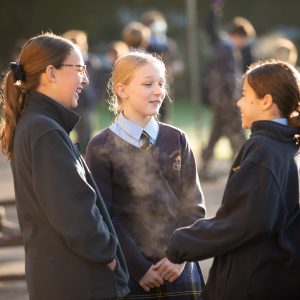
[261, 94, 273, 111]
[115, 83, 128, 99]
[44, 65, 57, 82]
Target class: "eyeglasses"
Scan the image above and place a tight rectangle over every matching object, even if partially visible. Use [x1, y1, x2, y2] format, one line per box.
[54, 64, 88, 77]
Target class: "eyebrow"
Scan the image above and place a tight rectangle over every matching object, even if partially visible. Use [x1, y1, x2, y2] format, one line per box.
[142, 75, 165, 80]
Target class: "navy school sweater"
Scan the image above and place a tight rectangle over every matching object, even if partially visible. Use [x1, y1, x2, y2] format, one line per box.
[86, 123, 206, 281]
[11, 92, 129, 299]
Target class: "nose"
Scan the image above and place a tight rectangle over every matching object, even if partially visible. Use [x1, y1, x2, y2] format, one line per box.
[236, 98, 241, 108]
[82, 71, 89, 85]
[153, 83, 163, 95]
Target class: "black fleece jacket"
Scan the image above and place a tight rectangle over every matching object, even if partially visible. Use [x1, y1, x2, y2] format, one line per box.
[11, 91, 129, 300]
[166, 120, 300, 300]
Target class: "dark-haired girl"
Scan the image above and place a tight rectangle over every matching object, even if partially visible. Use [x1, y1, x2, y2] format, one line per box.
[166, 60, 300, 300]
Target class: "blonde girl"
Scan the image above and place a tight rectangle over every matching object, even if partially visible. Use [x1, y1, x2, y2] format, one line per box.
[86, 51, 206, 299]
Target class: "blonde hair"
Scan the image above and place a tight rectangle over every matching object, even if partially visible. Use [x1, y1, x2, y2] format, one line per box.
[229, 16, 256, 40]
[273, 38, 298, 66]
[107, 51, 167, 117]
[107, 40, 129, 58]
[62, 29, 88, 53]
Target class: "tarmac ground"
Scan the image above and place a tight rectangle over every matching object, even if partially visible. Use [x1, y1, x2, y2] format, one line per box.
[0, 153, 229, 300]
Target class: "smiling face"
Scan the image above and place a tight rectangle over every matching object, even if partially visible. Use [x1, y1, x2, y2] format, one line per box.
[39, 46, 89, 109]
[118, 61, 166, 125]
[53, 47, 89, 109]
[237, 78, 264, 129]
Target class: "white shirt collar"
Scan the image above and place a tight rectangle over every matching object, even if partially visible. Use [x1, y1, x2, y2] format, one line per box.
[117, 112, 159, 141]
[272, 118, 288, 126]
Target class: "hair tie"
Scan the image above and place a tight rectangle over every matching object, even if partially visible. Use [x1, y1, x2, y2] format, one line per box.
[9, 61, 25, 81]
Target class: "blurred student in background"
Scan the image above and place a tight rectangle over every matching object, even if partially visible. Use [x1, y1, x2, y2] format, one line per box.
[121, 21, 151, 51]
[227, 16, 256, 73]
[200, 0, 249, 180]
[100, 40, 129, 96]
[103, 40, 130, 69]
[141, 10, 185, 122]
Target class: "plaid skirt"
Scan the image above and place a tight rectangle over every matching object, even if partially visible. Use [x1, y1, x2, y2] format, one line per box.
[119, 262, 204, 299]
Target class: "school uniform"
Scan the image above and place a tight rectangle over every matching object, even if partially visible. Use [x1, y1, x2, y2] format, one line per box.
[166, 120, 300, 300]
[11, 91, 129, 300]
[86, 114, 206, 299]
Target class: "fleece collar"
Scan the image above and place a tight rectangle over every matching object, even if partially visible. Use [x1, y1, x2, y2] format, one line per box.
[25, 91, 80, 134]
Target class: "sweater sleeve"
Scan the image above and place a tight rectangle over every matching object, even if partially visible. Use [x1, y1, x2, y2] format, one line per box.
[32, 130, 118, 264]
[166, 161, 286, 263]
[177, 132, 206, 227]
[86, 137, 152, 281]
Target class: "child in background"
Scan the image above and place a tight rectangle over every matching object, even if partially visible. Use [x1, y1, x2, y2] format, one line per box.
[166, 60, 300, 300]
[141, 10, 185, 122]
[121, 21, 151, 50]
[86, 51, 206, 299]
[0, 32, 129, 300]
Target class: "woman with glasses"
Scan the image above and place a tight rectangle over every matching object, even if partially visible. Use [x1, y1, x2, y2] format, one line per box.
[0, 32, 129, 300]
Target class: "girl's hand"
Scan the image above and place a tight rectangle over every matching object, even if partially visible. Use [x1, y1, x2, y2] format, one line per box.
[138, 265, 164, 292]
[153, 258, 186, 282]
[107, 259, 116, 271]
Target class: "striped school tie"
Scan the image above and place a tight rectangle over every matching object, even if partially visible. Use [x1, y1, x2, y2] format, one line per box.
[140, 131, 153, 151]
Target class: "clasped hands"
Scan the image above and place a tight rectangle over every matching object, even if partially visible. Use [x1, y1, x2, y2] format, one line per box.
[138, 258, 186, 292]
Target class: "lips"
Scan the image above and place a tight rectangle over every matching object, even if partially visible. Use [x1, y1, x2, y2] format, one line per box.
[76, 87, 83, 94]
[150, 100, 161, 105]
